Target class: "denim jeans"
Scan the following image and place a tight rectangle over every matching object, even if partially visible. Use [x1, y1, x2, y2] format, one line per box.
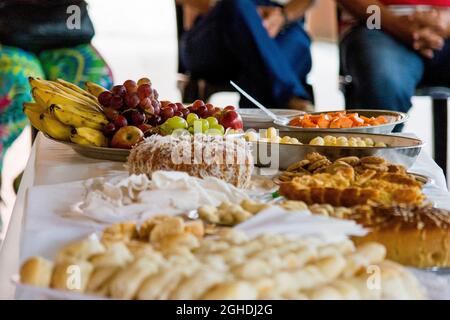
[340, 26, 450, 115]
[181, 0, 312, 108]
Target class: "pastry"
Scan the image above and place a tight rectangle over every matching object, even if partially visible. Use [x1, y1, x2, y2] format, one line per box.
[127, 134, 254, 188]
[55, 236, 105, 264]
[20, 257, 54, 288]
[50, 261, 93, 293]
[20, 215, 425, 300]
[350, 205, 450, 268]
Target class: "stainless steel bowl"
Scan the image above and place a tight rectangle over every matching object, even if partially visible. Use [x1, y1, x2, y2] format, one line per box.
[274, 109, 409, 134]
[251, 131, 423, 170]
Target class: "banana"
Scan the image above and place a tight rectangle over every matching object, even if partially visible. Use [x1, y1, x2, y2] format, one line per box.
[29, 77, 101, 110]
[23, 105, 46, 132]
[40, 113, 72, 141]
[85, 81, 108, 98]
[32, 87, 97, 112]
[50, 104, 108, 129]
[73, 127, 108, 147]
[55, 78, 101, 107]
[23, 102, 46, 114]
[70, 134, 94, 146]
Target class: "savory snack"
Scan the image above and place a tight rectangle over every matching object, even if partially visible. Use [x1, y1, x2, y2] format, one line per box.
[127, 134, 254, 188]
[288, 111, 389, 129]
[198, 200, 270, 225]
[278, 153, 424, 207]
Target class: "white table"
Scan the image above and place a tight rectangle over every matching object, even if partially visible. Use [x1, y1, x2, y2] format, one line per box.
[0, 133, 449, 299]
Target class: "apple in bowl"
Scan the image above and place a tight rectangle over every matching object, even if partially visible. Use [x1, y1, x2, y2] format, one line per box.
[111, 126, 144, 149]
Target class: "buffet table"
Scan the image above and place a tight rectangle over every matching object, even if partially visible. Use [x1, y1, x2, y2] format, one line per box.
[0, 132, 449, 299]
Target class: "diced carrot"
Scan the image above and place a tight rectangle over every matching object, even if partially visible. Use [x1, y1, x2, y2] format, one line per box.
[375, 116, 387, 124]
[349, 115, 364, 126]
[301, 119, 318, 128]
[329, 118, 341, 128]
[338, 117, 354, 128]
[360, 115, 371, 123]
[309, 115, 322, 123]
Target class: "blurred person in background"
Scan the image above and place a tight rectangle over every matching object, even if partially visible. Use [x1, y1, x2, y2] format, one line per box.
[0, 0, 113, 226]
[178, 0, 315, 110]
[338, 0, 450, 129]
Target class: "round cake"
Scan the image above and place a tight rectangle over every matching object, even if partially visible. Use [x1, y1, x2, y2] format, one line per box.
[127, 134, 254, 188]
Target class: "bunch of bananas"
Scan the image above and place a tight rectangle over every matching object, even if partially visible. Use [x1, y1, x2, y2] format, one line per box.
[24, 77, 110, 147]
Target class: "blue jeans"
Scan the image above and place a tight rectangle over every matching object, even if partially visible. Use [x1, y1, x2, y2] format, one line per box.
[340, 26, 450, 115]
[181, 0, 312, 108]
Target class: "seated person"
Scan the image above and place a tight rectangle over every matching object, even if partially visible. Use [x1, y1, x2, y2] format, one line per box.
[0, 0, 113, 225]
[338, 0, 450, 129]
[178, 0, 314, 110]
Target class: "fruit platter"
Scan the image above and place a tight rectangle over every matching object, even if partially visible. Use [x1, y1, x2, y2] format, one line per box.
[25, 77, 244, 161]
[274, 109, 408, 134]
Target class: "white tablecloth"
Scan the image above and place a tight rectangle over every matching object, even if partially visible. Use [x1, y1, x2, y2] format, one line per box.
[0, 133, 449, 299]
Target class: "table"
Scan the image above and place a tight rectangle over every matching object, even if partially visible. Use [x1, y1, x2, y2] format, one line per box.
[0, 133, 449, 299]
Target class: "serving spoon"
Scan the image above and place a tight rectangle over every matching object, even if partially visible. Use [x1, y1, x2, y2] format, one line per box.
[230, 80, 290, 124]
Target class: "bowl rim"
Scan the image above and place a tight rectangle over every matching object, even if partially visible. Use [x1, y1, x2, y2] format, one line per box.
[274, 109, 409, 131]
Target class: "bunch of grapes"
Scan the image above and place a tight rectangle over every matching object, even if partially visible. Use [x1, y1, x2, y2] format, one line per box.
[98, 78, 162, 137]
[159, 99, 226, 136]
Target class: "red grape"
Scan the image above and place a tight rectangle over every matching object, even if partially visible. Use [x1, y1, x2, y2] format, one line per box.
[103, 122, 116, 136]
[160, 101, 171, 109]
[137, 84, 152, 100]
[152, 89, 159, 100]
[167, 103, 178, 112]
[131, 110, 146, 125]
[193, 100, 205, 109]
[206, 103, 215, 112]
[152, 100, 161, 115]
[137, 77, 151, 86]
[181, 108, 190, 118]
[224, 105, 236, 111]
[161, 107, 174, 119]
[155, 116, 163, 125]
[114, 115, 128, 128]
[110, 95, 124, 110]
[124, 80, 138, 94]
[174, 111, 183, 117]
[103, 107, 120, 121]
[98, 91, 113, 107]
[112, 85, 126, 97]
[197, 106, 208, 117]
[139, 97, 151, 109]
[125, 93, 140, 109]
[187, 106, 195, 113]
[176, 102, 185, 110]
[213, 107, 221, 114]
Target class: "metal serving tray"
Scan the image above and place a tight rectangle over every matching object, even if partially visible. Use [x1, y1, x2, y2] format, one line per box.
[251, 131, 423, 170]
[274, 109, 409, 134]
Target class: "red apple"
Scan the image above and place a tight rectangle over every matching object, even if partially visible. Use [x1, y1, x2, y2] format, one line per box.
[111, 126, 144, 149]
[219, 109, 243, 130]
[224, 105, 236, 111]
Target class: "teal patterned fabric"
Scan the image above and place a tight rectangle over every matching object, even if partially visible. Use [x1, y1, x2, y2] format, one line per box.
[0, 44, 113, 172]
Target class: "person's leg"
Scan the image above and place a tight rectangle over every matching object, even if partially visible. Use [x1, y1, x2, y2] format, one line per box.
[340, 26, 424, 114]
[38, 44, 113, 89]
[422, 39, 450, 86]
[182, 0, 310, 107]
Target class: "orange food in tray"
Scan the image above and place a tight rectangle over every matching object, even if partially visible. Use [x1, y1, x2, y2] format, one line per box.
[288, 112, 388, 129]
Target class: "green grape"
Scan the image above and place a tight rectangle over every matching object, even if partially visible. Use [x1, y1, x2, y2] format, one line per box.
[167, 116, 188, 129]
[210, 124, 225, 135]
[186, 113, 199, 125]
[200, 119, 210, 132]
[206, 116, 219, 127]
[188, 126, 195, 134]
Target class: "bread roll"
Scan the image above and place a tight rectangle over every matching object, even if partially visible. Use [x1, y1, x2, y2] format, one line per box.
[20, 256, 53, 288]
[50, 261, 93, 293]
